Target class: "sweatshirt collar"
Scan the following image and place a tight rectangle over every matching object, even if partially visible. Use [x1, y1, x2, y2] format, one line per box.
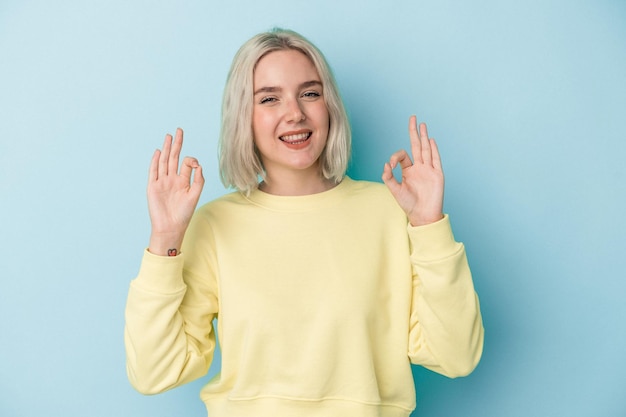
[243, 176, 352, 212]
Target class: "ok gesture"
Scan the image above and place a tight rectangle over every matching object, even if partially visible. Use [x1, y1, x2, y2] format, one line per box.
[382, 116, 444, 227]
[147, 128, 204, 256]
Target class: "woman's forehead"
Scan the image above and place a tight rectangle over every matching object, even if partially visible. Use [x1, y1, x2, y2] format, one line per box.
[254, 49, 319, 82]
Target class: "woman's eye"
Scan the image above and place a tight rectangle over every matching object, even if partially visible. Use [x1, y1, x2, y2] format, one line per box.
[302, 91, 321, 99]
[259, 96, 277, 104]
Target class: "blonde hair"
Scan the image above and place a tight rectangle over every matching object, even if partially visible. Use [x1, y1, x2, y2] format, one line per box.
[219, 28, 351, 193]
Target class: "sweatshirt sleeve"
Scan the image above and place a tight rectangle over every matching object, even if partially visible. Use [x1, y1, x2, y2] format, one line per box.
[124, 246, 218, 394]
[406, 215, 484, 377]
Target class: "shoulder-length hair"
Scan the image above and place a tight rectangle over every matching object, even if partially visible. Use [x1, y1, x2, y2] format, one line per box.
[219, 28, 351, 193]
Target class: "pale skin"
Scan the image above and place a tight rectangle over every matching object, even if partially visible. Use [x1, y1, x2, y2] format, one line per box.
[381, 115, 445, 227]
[251, 50, 332, 196]
[147, 128, 204, 256]
[146, 116, 443, 255]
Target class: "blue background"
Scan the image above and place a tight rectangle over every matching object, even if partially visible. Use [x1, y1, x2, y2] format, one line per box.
[1, 1, 625, 416]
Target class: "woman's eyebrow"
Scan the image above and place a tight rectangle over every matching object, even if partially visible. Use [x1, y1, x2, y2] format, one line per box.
[254, 80, 322, 96]
[300, 80, 322, 89]
[254, 86, 280, 95]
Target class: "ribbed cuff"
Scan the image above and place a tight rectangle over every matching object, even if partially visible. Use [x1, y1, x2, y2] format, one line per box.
[132, 249, 187, 294]
[407, 214, 460, 261]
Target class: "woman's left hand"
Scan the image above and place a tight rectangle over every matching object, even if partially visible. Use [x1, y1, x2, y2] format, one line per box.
[382, 116, 445, 227]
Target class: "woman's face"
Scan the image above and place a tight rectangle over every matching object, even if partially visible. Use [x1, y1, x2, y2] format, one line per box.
[252, 49, 330, 181]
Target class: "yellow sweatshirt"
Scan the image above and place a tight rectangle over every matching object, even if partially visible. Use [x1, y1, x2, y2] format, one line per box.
[125, 177, 483, 417]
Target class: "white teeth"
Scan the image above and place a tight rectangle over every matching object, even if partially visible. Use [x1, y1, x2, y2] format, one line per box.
[280, 132, 310, 142]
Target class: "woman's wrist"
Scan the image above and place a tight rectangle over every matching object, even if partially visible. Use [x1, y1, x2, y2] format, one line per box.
[148, 231, 185, 256]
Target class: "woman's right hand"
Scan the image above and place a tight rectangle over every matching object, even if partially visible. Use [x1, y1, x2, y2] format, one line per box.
[147, 128, 204, 256]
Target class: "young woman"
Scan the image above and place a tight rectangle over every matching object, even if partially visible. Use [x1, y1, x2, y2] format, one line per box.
[125, 28, 483, 417]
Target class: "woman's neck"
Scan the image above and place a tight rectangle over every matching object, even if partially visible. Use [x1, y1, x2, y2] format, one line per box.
[259, 170, 336, 196]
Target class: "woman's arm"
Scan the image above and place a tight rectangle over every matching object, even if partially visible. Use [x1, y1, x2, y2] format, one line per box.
[405, 216, 483, 377]
[382, 117, 483, 376]
[125, 128, 216, 394]
[125, 251, 218, 394]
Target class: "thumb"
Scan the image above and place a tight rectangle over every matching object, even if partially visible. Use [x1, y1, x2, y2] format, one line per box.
[190, 165, 205, 195]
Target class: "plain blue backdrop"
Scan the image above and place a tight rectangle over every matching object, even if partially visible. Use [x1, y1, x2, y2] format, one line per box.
[1, 1, 625, 416]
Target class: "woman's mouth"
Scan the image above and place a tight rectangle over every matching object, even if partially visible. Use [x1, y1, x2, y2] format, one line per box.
[279, 132, 311, 145]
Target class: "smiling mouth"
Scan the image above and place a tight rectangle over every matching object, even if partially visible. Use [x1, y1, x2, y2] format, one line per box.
[279, 132, 311, 145]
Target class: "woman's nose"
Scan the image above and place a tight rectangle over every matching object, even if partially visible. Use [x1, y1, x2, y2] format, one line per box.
[285, 99, 305, 122]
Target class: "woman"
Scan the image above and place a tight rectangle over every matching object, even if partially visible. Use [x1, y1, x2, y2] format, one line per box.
[125, 28, 483, 417]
